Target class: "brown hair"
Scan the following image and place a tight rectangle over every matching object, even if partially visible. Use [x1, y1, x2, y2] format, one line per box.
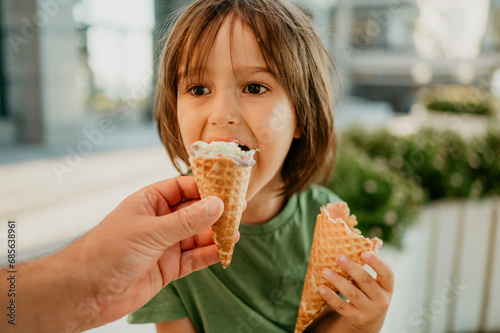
[155, 0, 338, 198]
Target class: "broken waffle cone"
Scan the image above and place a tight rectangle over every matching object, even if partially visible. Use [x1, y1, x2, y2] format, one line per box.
[190, 157, 252, 268]
[294, 202, 382, 333]
[325, 201, 361, 235]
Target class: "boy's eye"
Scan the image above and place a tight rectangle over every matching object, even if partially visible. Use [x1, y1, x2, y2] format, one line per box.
[190, 86, 211, 96]
[244, 83, 268, 95]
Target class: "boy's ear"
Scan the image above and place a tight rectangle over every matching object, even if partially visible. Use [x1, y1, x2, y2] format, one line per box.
[294, 126, 302, 139]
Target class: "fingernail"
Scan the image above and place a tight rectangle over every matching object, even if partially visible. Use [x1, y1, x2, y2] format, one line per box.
[337, 254, 347, 264]
[203, 196, 223, 217]
[361, 251, 372, 260]
[322, 268, 334, 279]
[319, 285, 328, 296]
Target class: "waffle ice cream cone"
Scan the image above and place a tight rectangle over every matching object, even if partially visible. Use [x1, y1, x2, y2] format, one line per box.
[295, 202, 382, 333]
[189, 141, 256, 268]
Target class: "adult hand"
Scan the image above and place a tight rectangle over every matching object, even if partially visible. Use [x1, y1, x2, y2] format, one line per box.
[1, 176, 225, 333]
[79, 176, 225, 327]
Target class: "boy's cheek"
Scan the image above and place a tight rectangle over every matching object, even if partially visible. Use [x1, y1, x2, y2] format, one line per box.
[177, 117, 196, 148]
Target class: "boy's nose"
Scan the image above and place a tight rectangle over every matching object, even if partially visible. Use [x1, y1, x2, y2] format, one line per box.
[208, 93, 241, 127]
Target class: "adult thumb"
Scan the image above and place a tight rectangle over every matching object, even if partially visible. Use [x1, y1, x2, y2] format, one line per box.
[158, 196, 224, 246]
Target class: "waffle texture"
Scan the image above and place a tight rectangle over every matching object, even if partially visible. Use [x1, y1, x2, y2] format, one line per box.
[295, 202, 383, 333]
[190, 157, 252, 268]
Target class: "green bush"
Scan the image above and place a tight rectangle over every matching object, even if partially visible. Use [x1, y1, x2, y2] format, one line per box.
[330, 125, 500, 247]
[426, 100, 493, 116]
[342, 126, 499, 201]
[471, 128, 500, 196]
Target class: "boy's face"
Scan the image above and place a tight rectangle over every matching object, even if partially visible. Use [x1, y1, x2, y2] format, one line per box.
[177, 17, 300, 202]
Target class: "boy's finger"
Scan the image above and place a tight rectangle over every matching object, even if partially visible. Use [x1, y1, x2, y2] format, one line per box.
[322, 268, 368, 308]
[361, 252, 395, 293]
[335, 253, 385, 301]
[319, 285, 355, 318]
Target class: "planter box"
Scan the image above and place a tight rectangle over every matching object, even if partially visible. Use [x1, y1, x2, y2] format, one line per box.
[382, 197, 500, 333]
[424, 109, 492, 140]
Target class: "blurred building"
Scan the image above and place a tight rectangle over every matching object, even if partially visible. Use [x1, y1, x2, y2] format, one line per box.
[295, 0, 500, 112]
[1, 0, 500, 148]
[0, 0, 156, 150]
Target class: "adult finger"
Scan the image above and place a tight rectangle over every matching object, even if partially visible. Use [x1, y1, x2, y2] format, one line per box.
[180, 228, 216, 251]
[361, 252, 395, 293]
[148, 176, 201, 208]
[171, 199, 200, 213]
[335, 253, 384, 301]
[319, 285, 356, 319]
[180, 229, 240, 251]
[156, 196, 224, 247]
[177, 244, 221, 279]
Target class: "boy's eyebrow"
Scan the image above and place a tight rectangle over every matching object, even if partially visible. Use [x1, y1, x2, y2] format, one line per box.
[233, 65, 271, 75]
[178, 65, 271, 81]
[178, 67, 208, 82]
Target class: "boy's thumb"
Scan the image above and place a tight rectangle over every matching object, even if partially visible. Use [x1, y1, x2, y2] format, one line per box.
[159, 196, 224, 246]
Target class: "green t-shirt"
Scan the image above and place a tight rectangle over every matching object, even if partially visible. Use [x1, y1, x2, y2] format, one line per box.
[128, 185, 340, 332]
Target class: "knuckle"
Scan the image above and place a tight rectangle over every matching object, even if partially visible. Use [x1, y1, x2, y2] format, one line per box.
[322, 289, 335, 304]
[184, 256, 197, 277]
[384, 265, 395, 280]
[388, 269, 395, 285]
[361, 274, 373, 287]
[384, 272, 395, 292]
[177, 207, 195, 234]
[382, 263, 394, 278]
[358, 312, 377, 328]
[353, 313, 367, 326]
[348, 290, 362, 304]
[322, 287, 344, 307]
[335, 301, 347, 313]
[381, 293, 391, 309]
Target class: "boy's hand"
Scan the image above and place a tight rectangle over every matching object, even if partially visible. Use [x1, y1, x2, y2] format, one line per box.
[318, 252, 394, 333]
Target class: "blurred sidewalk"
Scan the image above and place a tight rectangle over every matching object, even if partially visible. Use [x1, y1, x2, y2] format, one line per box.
[0, 120, 161, 165]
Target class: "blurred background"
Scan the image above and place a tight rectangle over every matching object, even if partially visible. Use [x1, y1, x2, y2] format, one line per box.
[1, 0, 499, 332]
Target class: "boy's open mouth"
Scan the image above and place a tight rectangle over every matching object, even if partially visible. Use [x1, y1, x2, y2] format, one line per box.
[238, 144, 250, 152]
